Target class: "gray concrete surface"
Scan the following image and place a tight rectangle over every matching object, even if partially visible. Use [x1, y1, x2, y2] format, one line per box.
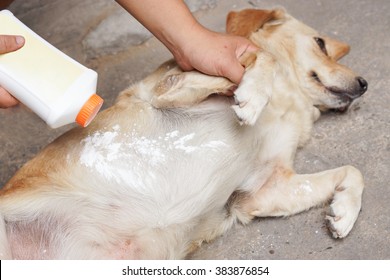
[0, 0, 389, 259]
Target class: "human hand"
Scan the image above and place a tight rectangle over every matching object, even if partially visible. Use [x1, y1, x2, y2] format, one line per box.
[171, 27, 258, 84]
[0, 35, 25, 108]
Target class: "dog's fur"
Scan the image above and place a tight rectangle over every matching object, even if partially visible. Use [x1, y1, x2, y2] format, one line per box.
[0, 9, 368, 259]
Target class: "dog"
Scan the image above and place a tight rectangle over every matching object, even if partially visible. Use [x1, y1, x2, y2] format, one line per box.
[0, 8, 368, 259]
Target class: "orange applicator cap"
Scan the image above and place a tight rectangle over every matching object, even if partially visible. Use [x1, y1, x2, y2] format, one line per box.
[75, 94, 104, 127]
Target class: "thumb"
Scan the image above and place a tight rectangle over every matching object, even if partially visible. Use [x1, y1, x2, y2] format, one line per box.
[0, 35, 25, 54]
[223, 38, 258, 84]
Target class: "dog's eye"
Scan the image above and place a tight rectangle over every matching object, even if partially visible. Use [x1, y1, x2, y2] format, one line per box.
[314, 37, 328, 56]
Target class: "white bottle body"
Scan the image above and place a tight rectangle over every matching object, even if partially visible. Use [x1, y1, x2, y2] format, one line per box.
[0, 10, 100, 128]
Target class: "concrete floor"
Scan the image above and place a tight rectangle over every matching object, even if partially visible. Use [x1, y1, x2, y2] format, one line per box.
[0, 0, 389, 259]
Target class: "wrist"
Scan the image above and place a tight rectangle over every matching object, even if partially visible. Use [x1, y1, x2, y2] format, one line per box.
[165, 22, 211, 69]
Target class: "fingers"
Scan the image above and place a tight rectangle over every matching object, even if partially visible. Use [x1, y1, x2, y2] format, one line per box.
[0, 35, 24, 108]
[221, 38, 259, 84]
[235, 36, 259, 57]
[0, 35, 25, 54]
[0, 87, 19, 108]
[244, 42, 259, 53]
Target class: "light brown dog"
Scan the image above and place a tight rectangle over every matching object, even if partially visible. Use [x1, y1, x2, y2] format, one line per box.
[0, 8, 368, 259]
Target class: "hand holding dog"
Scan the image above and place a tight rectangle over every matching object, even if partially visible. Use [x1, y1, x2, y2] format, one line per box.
[0, 34, 24, 108]
[116, 0, 258, 84]
[171, 28, 258, 85]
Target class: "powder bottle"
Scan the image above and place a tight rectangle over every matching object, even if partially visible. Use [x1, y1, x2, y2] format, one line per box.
[0, 10, 103, 128]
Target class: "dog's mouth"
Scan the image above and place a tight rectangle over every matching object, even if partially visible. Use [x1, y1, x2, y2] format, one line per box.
[323, 85, 353, 112]
[310, 71, 359, 112]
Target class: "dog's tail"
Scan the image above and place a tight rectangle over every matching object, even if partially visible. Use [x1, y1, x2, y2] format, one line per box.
[0, 212, 12, 259]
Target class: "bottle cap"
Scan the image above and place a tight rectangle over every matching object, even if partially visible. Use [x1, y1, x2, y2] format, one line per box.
[75, 94, 104, 127]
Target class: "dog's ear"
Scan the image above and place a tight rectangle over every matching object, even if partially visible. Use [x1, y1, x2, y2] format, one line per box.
[226, 9, 286, 38]
[323, 36, 350, 61]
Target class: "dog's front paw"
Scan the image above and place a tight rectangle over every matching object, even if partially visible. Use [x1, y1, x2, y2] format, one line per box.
[232, 88, 269, 125]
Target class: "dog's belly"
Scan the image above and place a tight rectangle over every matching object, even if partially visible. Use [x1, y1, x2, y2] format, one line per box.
[72, 114, 248, 229]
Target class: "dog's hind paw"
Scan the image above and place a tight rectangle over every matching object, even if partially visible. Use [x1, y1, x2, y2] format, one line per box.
[325, 197, 360, 238]
[325, 167, 363, 238]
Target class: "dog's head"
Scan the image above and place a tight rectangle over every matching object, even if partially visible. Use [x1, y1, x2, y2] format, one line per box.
[227, 9, 368, 111]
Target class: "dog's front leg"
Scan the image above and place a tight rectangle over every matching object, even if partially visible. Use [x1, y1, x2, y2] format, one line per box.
[237, 165, 364, 238]
[232, 52, 276, 125]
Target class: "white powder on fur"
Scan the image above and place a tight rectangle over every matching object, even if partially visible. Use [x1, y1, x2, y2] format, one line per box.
[294, 180, 313, 195]
[79, 125, 122, 180]
[173, 133, 196, 153]
[79, 125, 229, 181]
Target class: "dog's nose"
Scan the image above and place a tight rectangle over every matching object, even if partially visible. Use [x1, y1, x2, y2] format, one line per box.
[357, 76, 368, 94]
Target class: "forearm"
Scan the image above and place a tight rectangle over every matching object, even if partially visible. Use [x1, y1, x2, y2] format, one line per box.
[116, 0, 203, 55]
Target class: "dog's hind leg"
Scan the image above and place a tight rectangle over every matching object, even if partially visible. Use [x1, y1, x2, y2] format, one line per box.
[150, 71, 235, 108]
[237, 165, 364, 238]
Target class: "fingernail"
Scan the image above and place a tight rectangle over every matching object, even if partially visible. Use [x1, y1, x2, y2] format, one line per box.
[15, 36, 25, 46]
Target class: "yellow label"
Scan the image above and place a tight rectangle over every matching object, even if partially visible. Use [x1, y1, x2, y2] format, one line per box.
[0, 12, 84, 106]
